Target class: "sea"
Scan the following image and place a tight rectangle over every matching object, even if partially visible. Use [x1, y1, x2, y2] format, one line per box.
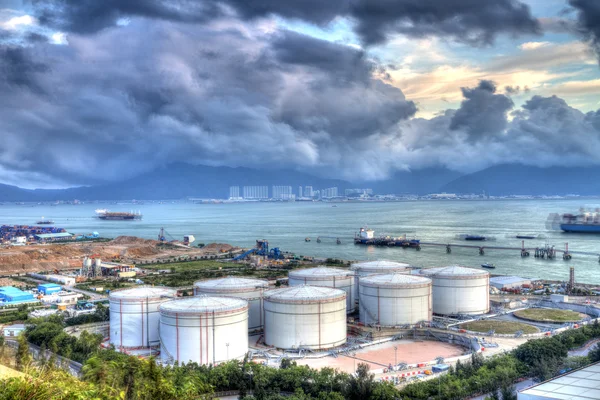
[2, 199, 600, 283]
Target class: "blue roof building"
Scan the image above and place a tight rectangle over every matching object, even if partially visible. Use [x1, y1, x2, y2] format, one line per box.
[37, 283, 62, 295]
[0, 286, 34, 303]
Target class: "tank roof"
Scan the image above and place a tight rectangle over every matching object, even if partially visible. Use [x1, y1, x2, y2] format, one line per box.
[351, 260, 412, 270]
[421, 266, 489, 277]
[264, 285, 345, 302]
[160, 295, 248, 314]
[109, 287, 176, 300]
[288, 266, 352, 278]
[360, 273, 431, 288]
[194, 276, 268, 290]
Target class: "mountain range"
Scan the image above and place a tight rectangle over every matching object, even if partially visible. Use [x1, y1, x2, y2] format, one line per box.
[2, 163, 600, 201]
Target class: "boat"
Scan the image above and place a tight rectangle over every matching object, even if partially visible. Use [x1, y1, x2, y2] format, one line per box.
[354, 227, 421, 248]
[549, 209, 600, 233]
[481, 263, 495, 269]
[36, 217, 54, 225]
[516, 234, 536, 239]
[95, 210, 142, 220]
[305, 237, 311, 242]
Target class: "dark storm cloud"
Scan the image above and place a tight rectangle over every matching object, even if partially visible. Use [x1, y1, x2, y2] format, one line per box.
[0, 45, 49, 93]
[569, 0, 600, 64]
[0, 20, 417, 185]
[504, 85, 529, 95]
[449, 80, 514, 141]
[30, 0, 539, 46]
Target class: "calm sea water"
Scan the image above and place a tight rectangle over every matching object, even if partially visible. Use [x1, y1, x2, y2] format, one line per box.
[2, 200, 600, 283]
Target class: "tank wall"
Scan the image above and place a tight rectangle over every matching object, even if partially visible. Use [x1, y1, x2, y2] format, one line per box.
[160, 309, 248, 365]
[109, 298, 167, 348]
[194, 288, 264, 331]
[359, 284, 432, 326]
[431, 276, 490, 315]
[264, 299, 347, 349]
[288, 276, 355, 313]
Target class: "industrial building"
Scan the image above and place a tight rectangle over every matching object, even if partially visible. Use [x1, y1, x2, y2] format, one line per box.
[518, 362, 600, 399]
[288, 267, 356, 313]
[108, 287, 177, 349]
[37, 283, 61, 295]
[33, 232, 73, 242]
[0, 286, 34, 304]
[421, 266, 490, 315]
[2, 324, 25, 337]
[193, 276, 268, 331]
[359, 274, 432, 326]
[263, 285, 347, 350]
[29, 273, 76, 286]
[489, 276, 532, 290]
[159, 296, 249, 365]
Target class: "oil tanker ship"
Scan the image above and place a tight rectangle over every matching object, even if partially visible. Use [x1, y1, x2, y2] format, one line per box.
[95, 209, 142, 220]
[548, 209, 600, 233]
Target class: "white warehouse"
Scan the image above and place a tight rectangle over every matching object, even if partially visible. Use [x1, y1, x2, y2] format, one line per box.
[159, 296, 249, 365]
[109, 287, 176, 349]
[263, 285, 347, 350]
[288, 267, 356, 313]
[359, 273, 432, 326]
[194, 276, 268, 331]
[421, 266, 490, 315]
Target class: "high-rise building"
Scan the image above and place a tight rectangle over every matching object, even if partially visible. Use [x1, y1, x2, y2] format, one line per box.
[243, 186, 269, 199]
[322, 187, 338, 198]
[304, 186, 314, 198]
[229, 186, 240, 199]
[345, 188, 373, 196]
[298, 186, 303, 198]
[272, 186, 293, 200]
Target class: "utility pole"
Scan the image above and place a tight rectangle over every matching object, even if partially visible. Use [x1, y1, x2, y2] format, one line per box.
[394, 346, 397, 366]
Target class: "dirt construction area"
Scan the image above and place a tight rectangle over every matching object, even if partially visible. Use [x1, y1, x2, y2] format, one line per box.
[0, 236, 240, 274]
[297, 339, 466, 374]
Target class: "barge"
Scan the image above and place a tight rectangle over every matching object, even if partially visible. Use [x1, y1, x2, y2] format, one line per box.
[354, 227, 421, 248]
[95, 210, 142, 220]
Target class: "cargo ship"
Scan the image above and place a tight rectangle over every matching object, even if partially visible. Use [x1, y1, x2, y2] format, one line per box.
[549, 209, 600, 233]
[354, 227, 420, 248]
[95, 209, 142, 220]
[36, 217, 54, 225]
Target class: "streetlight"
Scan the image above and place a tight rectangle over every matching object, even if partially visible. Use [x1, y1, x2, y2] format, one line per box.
[394, 346, 398, 367]
[226, 343, 229, 360]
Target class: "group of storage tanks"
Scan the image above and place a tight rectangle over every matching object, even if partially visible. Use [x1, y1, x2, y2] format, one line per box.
[108, 261, 490, 366]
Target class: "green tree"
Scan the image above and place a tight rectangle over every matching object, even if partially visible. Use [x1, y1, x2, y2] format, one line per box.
[500, 385, 517, 400]
[15, 333, 31, 371]
[589, 345, 600, 363]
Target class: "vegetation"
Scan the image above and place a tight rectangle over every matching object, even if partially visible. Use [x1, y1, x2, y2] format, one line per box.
[513, 308, 584, 323]
[64, 304, 109, 326]
[0, 303, 31, 324]
[459, 320, 539, 334]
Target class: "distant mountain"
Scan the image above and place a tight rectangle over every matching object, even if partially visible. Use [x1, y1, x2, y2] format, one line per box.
[442, 164, 600, 196]
[0, 183, 37, 202]
[364, 168, 463, 195]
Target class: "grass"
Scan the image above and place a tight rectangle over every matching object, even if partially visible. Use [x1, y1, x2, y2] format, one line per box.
[513, 308, 584, 323]
[459, 320, 539, 334]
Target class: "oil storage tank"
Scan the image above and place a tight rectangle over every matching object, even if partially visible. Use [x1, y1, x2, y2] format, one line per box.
[288, 267, 356, 313]
[109, 287, 176, 349]
[350, 260, 413, 304]
[194, 276, 268, 331]
[359, 273, 432, 326]
[421, 266, 490, 315]
[263, 285, 346, 350]
[159, 296, 248, 365]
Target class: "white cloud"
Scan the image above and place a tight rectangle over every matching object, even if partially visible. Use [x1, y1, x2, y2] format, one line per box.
[50, 32, 68, 45]
[519, 41, 550, 50]
[0, 14, 36, 30]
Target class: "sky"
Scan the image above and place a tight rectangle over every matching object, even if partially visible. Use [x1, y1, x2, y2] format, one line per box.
[0, 0, 599, 188]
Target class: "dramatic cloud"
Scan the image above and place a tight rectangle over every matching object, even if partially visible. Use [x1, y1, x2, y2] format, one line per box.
[30, 0, 540, 46]
[449, 80, 514, 141]
[569, 0, 600, 64]
[0, 19, 416, 185]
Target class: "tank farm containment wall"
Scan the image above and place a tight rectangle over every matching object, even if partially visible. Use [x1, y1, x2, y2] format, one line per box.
[359, 273, 432, 326]
[421, 266, 490, 315]
[288, 266, 356, 313]
[109, 287, 177, 349]
[194, 276, 268, 331]
[263, 285, 347, 350]
[159, 296, 248, 365]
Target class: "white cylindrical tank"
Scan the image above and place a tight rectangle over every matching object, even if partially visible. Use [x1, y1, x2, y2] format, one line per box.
[159, 296, 248, 365]
[350, 261, 413, 304]
[288, 267, 356, 313]
[421, 266, 490, 315]
[359, 273, 432, 326]
[193, 276, 268, 331]
[109, 287, 176, 349]
[263, 285, 347, 350]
